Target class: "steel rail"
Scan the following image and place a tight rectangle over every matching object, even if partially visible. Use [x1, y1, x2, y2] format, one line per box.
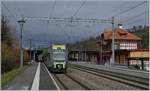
[70, 64, 148, 84]
[53, 74, 68, 90]
[64, 74, 91, 90]
[53, 73, 91, 90]
[70, 64, 149, 90]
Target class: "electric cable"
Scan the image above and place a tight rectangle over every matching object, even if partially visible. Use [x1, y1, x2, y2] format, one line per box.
[2, 2, 18, 21]
[114, 1, 146, 17]
[119, 10, 148, 24]
[71, 0, 86, 18]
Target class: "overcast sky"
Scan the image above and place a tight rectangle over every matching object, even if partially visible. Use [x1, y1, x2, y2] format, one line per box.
[1, 0, 149, 48]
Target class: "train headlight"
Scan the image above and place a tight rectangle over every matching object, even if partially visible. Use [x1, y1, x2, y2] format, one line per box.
[56, 64, 63, 69]
[64, 61, 66, 65]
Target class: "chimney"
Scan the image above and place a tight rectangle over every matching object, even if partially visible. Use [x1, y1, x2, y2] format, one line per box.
[118, 24, 123, 29]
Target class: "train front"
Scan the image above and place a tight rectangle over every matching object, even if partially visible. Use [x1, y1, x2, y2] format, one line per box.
[52, 44, 67, 72]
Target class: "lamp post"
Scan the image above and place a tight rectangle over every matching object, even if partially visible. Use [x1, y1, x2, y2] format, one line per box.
[18, 18, 26, 68]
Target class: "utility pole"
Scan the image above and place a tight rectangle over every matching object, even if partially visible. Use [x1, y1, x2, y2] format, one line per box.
[18, 18, 26, 68]
[33, 48, 36, 62]
[29, 39, 32, 62]
[100, 39, 103, 64]
[111, 16, 115, 66]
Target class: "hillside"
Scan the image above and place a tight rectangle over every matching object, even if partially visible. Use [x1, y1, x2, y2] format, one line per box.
[67, 36, 99, 51]
[68, 25, 149, 51]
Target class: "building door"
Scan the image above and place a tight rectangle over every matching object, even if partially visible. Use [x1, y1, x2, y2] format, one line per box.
[115, 52, 126, 64]
[120, 55, 126, 64]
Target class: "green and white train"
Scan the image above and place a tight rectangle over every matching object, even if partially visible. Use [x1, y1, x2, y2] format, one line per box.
[44, 44, 68, 72]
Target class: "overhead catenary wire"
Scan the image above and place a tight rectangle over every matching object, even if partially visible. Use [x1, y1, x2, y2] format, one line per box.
[47, 0, 56, 43]
[24, 16, 112, 23]
[47, 0, 76, 43]
[57, 23, 74, 43]
[15, 2, 24, 18]
[2, 1, 148, 49]
[56, 1, 84, 42]
[46, 20, 55, 43]
[71, 0, 86, 18]
[114, 1, 147, 17]
[2, 1, 21, 38]
[1, 2, 18, 21]
[47, 0, 75, 42]
[119, 10, 148, 24]
[124, 15, 148, 26]
[49, 0, 56, 18]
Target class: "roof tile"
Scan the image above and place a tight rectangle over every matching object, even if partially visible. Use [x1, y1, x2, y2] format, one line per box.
[102, 28, 141, 40]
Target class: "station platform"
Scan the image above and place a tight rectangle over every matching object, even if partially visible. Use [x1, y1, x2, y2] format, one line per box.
[69, 61, 149, 79]
[2, 62, 38, 90]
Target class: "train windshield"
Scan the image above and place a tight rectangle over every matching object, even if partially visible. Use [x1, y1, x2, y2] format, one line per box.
[53, 52, 65, 60]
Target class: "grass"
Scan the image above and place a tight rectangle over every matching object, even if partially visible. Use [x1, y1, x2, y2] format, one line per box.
[1, 65, 30, 86]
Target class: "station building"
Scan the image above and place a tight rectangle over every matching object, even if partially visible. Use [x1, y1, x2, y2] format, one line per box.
[68, 24, 149, 70]
[97, 24, 149, 70]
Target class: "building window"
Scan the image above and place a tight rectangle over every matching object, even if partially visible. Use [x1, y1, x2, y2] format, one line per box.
[120, 34, 126, 39]
[101, 34, 104, 38]
[115, 42, 119, 50]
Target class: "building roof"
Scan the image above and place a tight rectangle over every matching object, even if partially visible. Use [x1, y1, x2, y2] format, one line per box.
[100, 28, 142, 40]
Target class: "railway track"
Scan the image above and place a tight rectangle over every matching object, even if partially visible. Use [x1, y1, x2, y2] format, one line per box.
[53, 74, 68, 90]
[53, 73, 91, 90]
[69, 64, 149, 90]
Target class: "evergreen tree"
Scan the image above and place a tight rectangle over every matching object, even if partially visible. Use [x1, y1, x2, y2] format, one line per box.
[1, 16, 12, 47]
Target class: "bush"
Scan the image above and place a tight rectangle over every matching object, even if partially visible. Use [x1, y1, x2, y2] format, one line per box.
[2, 44, 30, 74]
[23, 50, 30, 65]
[1, 43, 19, 74]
